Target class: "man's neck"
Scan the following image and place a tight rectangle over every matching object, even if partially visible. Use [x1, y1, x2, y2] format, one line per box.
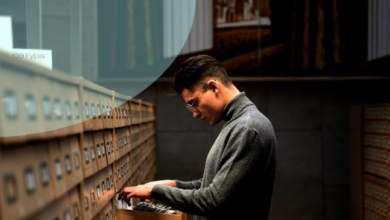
[222, 86, 240, 106]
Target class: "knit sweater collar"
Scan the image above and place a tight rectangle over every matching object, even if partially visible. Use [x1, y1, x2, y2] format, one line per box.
[222, 92, 252, 121]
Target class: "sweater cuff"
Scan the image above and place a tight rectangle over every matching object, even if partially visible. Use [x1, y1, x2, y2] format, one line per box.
[151, 184, 165, 200]
[174, 179, 186, 189]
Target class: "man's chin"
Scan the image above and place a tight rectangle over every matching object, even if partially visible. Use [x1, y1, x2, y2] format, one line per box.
[209, 119, 221, 126]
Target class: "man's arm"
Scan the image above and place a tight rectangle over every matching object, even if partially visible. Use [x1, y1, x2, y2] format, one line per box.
[144, 180, 177, 187]
[118, 179, 202, 203]
[145, 178, 202, 189]
[174, 178, 202, 189]
[151, 127, 275, 217]
[142, 178, 202, 189]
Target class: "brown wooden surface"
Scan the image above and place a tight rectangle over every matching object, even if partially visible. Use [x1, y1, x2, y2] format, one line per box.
[116, 209, 187, 220]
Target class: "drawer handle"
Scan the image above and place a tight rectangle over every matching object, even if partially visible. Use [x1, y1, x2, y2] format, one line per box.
[91, 190, 96, 204]
[84, 196, 89, 211]
[4, 174, 18, 204]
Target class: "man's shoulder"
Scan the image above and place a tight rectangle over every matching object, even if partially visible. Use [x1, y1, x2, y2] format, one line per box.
[238, 104, 273, 131]
[222, 106, 272, 139]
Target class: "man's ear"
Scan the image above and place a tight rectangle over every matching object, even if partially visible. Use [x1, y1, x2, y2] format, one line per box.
[208, 79, 219, 93]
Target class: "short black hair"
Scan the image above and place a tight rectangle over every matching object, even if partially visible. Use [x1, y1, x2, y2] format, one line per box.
[173, 55, 232, 94]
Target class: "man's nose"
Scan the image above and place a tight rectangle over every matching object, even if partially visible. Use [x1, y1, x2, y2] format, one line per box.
[193, 111, 200, 118]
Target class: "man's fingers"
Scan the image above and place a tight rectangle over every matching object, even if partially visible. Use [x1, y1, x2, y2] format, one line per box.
[119, 185, 152, 204]
[118, 187, 134, 200]
[118, 190, 125, 200]
[126, 191, 136, 202]
[125, 197, 132, 206]
[118, 190, 127, 200]
[122, 190, 135, 206]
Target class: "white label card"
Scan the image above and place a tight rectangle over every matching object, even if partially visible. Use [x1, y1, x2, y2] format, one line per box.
[8, 48, 53, 69]
[0, 16, 13, 50]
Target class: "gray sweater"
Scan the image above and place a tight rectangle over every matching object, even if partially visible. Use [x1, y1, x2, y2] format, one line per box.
[152, 92, 277, 220]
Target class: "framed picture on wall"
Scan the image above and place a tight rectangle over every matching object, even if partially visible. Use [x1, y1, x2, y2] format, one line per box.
[215, 0, 271, 28]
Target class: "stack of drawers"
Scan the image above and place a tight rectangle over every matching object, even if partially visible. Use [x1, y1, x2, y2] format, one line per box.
[0, 51, 158, 220]
[362, 105, 390, 219]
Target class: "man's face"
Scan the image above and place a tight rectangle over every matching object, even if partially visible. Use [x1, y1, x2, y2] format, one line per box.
[181, 86, 223, 126]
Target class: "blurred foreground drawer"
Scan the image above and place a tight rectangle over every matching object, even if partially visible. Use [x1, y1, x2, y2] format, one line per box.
[0, 144, 53, 220]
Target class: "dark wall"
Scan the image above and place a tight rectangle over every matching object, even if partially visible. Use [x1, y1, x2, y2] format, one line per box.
[101, 79, 390, 220]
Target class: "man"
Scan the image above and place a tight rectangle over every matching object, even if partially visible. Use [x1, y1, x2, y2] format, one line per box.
[119, 55, 277, 220]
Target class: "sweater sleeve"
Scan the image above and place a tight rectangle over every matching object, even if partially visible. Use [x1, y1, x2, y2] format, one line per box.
[174, 178, 202, 190]
[151, 127, 269, 217]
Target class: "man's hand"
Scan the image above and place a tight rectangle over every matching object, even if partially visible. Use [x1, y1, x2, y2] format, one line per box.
[145, 180, 177, 187]
[118, 184, 154, 206]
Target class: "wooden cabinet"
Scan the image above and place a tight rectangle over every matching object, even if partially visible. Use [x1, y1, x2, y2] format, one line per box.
[350, 104, 390, 220]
